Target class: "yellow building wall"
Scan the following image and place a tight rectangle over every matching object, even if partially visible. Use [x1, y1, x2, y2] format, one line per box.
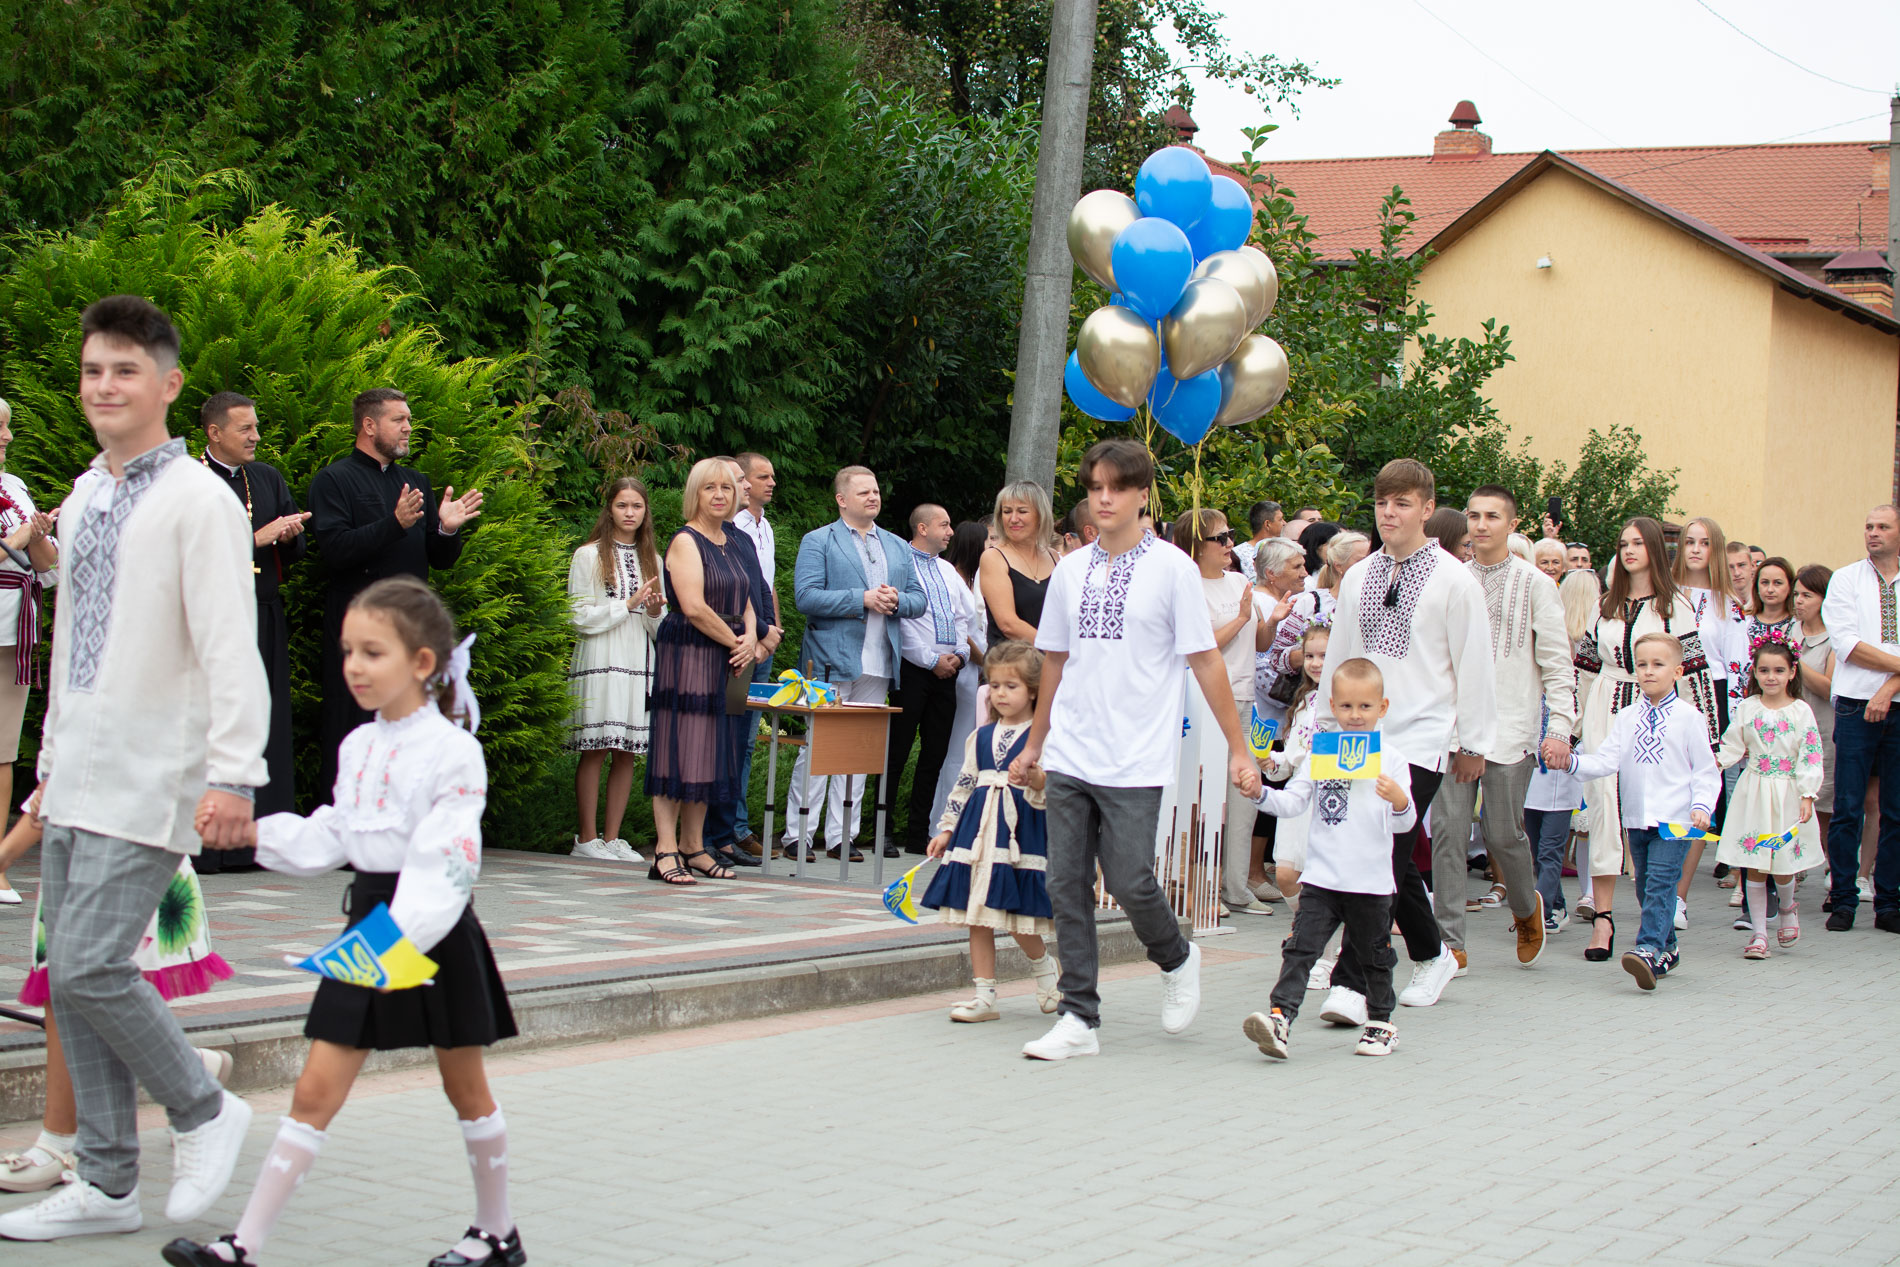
[1414, 167, 1846, 559]
[1763, 290, 1900, 567]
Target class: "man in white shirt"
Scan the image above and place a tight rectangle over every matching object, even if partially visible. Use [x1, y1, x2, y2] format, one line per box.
[1820, 504, 1900, 934]
[1315, 459, 1495, 1020]
[0, 297, 264, 1244]
[1012, 439, 1260, 1061]
[1429, 486, 1576, 971]
[1231, 499, 1284, 582]
[887, 504, 974, 853]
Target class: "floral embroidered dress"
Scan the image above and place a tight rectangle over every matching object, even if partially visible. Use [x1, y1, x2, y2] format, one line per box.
[1574, 595, 1721, 874]
[565, 540, 663, 753]
[21, 855, 230, 1007]
[1713, 697, 1825, 872]
[919, 721, 1052, 934]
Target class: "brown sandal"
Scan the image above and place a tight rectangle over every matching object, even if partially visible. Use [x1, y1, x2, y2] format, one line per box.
[682, 848, 736, 880]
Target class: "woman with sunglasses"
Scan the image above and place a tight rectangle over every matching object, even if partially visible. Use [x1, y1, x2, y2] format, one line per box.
[1175, 508, 1271, 919]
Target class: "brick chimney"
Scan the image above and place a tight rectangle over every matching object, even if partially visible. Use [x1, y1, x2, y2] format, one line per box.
[1433, 100, 1493, 160]
[1824, 249, 1894, 312]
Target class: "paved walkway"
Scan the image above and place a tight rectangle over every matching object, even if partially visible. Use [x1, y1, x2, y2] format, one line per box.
[2, 849, 954, 1049]
[2, 868, 1895, 1265]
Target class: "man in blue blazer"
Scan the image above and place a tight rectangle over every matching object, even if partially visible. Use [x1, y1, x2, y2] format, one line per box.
[781, 466, 927, 861]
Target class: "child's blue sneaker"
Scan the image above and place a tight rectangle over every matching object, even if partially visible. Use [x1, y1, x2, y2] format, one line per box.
[1621, 947, 1658, 991]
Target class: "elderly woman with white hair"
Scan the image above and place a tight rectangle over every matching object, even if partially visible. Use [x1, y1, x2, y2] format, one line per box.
[1531, 536, 1566, 582]
[0, 396, 59, 905]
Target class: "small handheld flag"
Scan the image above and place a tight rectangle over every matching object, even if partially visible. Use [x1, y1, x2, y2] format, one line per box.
[1311, 730, 1381, 780]
[882, 860, 929, 924]
[286, 903, 437, 990]
[1248, 707, 1280, 760]
[1657, 822, 1719, 844]
[1740, 825, 1797, 854]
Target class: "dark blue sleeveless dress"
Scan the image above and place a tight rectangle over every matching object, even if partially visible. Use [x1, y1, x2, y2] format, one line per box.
[645, 525, 751, 803]
[919, 722, 1053, 931]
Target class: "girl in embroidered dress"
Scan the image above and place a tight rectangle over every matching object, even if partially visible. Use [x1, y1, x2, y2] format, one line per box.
[565, 478, 664, 863]
[920, 641, 1059, 1023]
[1268, 622, 1330, 905]
[164, 578, 522, 1267]
[1714, 636, 1823, 959]
[1574, 518, 1722, 962]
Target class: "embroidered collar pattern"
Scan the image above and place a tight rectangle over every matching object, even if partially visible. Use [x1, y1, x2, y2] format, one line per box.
[1633, 693, 1674, 766]
[1077, 532, 1155, 640]
[1880, 566, 1900, 645]
[1359, 545, 1439, 659]
[910, 547, 957, 645]
[66, 438, 186, 694]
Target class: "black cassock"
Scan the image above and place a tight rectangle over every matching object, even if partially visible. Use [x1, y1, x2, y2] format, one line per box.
[308, 448, 465, 797]
[204, 455, 307, 870]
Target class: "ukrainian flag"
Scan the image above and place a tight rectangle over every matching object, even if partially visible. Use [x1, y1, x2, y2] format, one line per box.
[1248, 707, 1280, 761]
[1657, 822, 1720, 844]
[1741, 825, 1797, 854]
[1311, 730, 1380, 780]
[287, 903, 437, 990]
[883, 861, 929, 924]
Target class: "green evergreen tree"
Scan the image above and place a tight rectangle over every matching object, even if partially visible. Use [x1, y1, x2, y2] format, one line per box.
[0, 169, 572, 840]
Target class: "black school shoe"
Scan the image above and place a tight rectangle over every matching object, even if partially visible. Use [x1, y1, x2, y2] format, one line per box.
[1876, 911, 1900, 934]
[162, 1235, 257, 1266]
[1827, 907, 1855, 932]
[430, 1226, 527, 1267]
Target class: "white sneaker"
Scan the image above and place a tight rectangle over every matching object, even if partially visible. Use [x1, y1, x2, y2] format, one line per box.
[1158, 942, 1202, 1034]
[0, 886, 21, 905]
[1242, 1009, 1291, 1060]
[197, 1048, 234, 1086]
[1022, 1013, 1100, 1061]
[1674, 896, 1689, 930]
[1398, 945, 1458, 1008]
[607, 838, 645, 863]
[0, 1177, 142, 1240]
[1318, 986, 1367, 1027]
[1354, 1020, 1399, 1057]
[165, 1090, 252, 1223]
[1306, 957, 1336, 991]
[570, 836, 617, 861]
[1857, 876, 1873, 902]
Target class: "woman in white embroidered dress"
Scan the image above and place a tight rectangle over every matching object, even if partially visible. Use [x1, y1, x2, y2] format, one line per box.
[565, 478, 664, 863]
[0, 397, 59, 906]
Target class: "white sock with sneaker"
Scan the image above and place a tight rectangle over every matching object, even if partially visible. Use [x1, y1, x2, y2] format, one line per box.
[453, 1107, 513, 1259]
[219, 1116, 327, 1261]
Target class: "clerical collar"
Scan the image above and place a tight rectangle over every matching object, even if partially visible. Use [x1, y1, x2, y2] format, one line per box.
[204, 451, 240, 476]
[349, 447, 394, 472]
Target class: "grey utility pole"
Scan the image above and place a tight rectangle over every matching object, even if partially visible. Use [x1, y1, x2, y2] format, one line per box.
[1005, 0, 1099, 490]
[1889, 94, 1898, 291]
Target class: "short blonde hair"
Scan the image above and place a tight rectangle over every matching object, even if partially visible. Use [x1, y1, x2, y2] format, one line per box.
[681, 456, 739, 523]
[1507, 533, 1533, 563]
[992, 480, 1055, 551]
[1632, 631, 1683, 663]
[834, 465, 875, 497]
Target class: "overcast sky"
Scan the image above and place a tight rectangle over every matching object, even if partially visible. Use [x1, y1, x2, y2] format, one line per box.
[1181, 0, 1897, 162]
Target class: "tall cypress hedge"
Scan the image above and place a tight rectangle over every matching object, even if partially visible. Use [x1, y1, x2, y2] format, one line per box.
[0, 171, 572, 841]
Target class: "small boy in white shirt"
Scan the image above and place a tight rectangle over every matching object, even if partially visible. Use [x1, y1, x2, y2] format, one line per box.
[1565, 632, 1720, 990]
[1243, 658, 1414, 1059]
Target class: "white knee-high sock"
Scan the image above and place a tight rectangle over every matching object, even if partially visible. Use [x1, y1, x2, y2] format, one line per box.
[231, 1117, 326, 1257]
[460, 1108, 512, 1239]
[1746, 880, 1769, 939]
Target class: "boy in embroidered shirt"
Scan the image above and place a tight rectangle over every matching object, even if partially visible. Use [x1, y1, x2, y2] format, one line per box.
[1565, 632, 1721, 990]
[1243, 658, 1414, 1059]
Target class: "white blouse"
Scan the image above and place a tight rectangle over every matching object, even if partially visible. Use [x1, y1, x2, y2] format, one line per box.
[257, 705, 486, 953]
[0, 471, 57, 645]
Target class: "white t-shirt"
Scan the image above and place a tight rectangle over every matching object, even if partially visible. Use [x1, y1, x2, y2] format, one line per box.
[1038, 533, 1216, 787]
[1202, 570, 1253, 704]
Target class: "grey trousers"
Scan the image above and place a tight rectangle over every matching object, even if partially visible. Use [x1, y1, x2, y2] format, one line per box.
[1045, 773, 1191, 1028]
[1429, 755, 1539, 950]
[41, 826, 223, 1192]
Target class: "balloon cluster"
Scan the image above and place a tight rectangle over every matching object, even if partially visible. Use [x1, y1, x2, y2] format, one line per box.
[1063, 147, 1290, 449]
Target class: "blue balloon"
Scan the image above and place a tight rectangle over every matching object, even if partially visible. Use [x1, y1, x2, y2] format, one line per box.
[1135, 146, 1214, 231]
[1148, 365, 1221, 447]
[1187, 175, 1255, 260]
[1110, 218, 1194, 321]
[1064, 350, 1137, 423]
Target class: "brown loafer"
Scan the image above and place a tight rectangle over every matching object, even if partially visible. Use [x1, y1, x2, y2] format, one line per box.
[735, 834, 765, 858]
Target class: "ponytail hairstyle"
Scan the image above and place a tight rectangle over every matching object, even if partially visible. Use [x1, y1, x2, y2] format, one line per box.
[585, 477, 661, 598]
[347, 576, 475, 729]
[1745, 632, 1802, 701]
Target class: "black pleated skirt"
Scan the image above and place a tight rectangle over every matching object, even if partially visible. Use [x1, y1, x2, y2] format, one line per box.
[303, 872, 517, 1052]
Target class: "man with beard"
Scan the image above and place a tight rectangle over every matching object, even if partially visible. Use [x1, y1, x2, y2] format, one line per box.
[307, 389, 482, 795]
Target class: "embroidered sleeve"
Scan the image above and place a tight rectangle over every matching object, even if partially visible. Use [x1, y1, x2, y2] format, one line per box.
[569, 547, 631, 636]
[388, 735, 488, 954]
[255, 805, 351, 877]
[1795, 704, 1825, 798]
[936, 731, 982, 835]
[1574, 623, 1602, 675]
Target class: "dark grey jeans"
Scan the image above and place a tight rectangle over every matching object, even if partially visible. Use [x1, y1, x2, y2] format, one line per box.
[1045, 773, 1191, 1028]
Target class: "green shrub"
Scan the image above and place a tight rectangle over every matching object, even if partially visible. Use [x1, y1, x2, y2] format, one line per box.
[0, 170, 571, 844]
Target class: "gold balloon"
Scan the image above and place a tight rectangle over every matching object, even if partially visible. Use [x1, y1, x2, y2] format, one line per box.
[1240, 245, 1280, 325]
[1067, 190, 1141, 294]
[1193, 250, 1270, 332]
[1214, 334, 1290, 427]
[1077, 306, 1161, 409]
[1162, 278, 1248, 380]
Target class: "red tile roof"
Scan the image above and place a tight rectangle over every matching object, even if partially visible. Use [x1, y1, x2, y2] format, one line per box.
[1205, 141, 1890, 262]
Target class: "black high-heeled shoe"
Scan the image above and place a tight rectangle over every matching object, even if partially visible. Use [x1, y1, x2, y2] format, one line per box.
[1583, 911, 1615, 962]
[429, 1226, 527, 1267]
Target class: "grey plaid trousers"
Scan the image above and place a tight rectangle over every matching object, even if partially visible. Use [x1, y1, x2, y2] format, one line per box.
[40, 825, 223, 1192]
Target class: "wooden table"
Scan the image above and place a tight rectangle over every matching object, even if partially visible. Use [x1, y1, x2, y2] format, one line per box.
[748, 699, 903, 884]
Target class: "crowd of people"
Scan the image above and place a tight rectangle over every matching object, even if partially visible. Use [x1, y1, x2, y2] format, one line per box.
[0, 293, 1897, 1261]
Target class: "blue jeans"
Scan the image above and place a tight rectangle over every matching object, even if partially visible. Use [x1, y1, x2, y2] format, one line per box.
[1525, 807, 1572, 915]
[704, 663, 771, 849]
[1628, 827, 1689, 955]
[1826, 697, 1900, 917]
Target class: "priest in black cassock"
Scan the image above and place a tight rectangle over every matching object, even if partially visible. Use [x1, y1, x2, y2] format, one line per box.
[199, 391, 312, 869]
[308, 388, 483, 796]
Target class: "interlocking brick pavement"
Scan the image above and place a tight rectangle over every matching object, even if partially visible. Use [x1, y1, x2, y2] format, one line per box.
[2, 867, 1895, 1265]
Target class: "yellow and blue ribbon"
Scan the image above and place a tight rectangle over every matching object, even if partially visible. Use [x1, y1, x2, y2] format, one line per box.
[882, 860, 929, 924]
[287, 903, 437, 990]
[766, 669, 838, 709]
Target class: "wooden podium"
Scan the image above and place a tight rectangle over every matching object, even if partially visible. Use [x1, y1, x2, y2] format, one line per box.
[749, 699, 902, 884]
